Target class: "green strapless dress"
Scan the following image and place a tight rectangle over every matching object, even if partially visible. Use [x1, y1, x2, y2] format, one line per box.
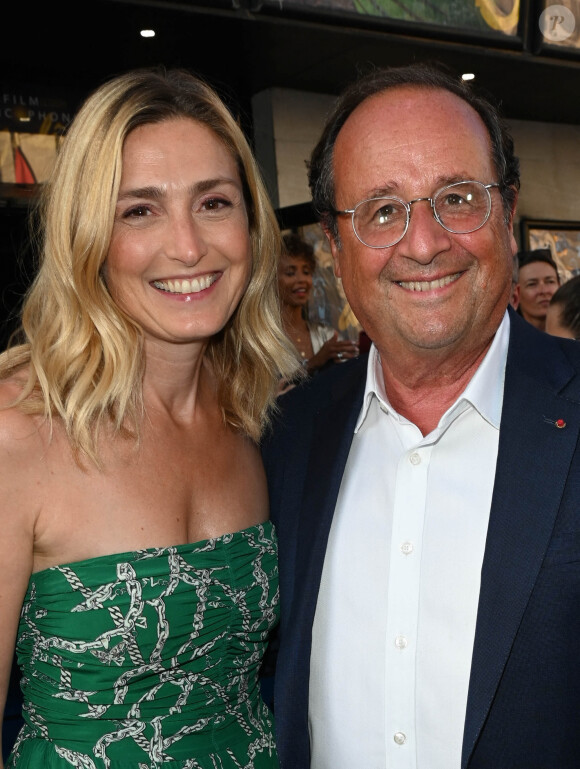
[7, 522, 279, 769]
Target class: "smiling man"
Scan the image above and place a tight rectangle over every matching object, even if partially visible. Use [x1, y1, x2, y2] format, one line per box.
[262, 63, 580, 769]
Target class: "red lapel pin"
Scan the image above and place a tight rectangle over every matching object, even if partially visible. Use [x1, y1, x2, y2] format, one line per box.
[543, 416, 567, 429]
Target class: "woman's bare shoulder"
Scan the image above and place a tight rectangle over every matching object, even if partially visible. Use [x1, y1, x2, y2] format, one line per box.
[0, 376, 49, 569]
[0, 376, 46, 453]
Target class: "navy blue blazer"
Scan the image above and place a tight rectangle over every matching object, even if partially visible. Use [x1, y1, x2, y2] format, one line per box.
[262, 307, 580, 769]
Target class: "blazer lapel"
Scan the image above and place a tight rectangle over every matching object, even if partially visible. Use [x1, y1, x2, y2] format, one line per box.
[293, 360, 367, 629]
[462, 314, 580, 767]
[297, 357, 366, 596]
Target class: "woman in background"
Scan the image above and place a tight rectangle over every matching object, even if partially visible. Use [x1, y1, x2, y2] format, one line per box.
[278, 233, 357, 377]
[545, 274, 580, 339]
[0, 67, 298, 769]
[515, 249, 560, 331]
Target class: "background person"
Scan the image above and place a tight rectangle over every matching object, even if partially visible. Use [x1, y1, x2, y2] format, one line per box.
[278, 233, 357, 375]
[515, 248, 560, 330]
[262, 62, 580, 769]
[545, 273, 580, 339]
[0, 67, 298, 769]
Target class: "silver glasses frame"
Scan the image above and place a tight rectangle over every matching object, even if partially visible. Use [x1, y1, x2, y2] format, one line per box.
[334, 180, 500, 249]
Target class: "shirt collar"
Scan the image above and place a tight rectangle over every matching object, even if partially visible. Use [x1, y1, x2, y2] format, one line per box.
[356, 310, 510, 433]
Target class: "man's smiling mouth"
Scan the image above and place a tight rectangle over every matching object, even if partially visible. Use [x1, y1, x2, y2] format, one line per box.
[397, 272, 461, 292]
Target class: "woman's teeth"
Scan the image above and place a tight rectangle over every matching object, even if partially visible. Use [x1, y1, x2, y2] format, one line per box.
[153, 274, 218, 294]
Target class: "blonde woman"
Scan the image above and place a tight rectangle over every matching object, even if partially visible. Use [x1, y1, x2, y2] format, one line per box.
[0, 67, 298, 769]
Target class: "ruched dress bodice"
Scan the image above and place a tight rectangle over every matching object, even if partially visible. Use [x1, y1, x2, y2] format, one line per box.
[7, 522, 279, 769]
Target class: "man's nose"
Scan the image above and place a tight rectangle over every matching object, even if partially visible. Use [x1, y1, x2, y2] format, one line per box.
[396, 198, 451, 262]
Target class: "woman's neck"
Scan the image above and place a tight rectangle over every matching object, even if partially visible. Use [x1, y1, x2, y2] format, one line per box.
[282, 305, 307, 333]
[282, 306, 313, 361]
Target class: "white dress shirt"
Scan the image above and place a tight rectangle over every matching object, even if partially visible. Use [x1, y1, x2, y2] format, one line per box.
[309, 312, 510, 769]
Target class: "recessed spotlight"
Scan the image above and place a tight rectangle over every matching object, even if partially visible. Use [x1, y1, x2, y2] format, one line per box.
[140, 29, 155, 38]
[461, 73, 475, 81]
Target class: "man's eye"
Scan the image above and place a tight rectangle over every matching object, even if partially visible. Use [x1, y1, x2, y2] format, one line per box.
[365, 203, 402, 228]
[442, 193, 466, 207]
[375, 204, 397, 219]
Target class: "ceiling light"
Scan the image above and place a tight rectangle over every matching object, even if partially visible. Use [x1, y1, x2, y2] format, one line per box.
[140, 29, 155, 38]
[461, 73, 475, 81]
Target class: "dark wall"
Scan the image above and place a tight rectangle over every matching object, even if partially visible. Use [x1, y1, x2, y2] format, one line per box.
[0, 205, 34, 351]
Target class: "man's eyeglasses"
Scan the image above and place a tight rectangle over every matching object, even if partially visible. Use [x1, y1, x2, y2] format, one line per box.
[333, 180, 500, 249]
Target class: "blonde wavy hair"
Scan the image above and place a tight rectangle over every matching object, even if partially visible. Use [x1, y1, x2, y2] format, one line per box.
[0, 67, 300, 465]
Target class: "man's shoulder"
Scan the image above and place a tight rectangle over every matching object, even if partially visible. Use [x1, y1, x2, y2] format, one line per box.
[507, 309, 580, 394]
[509, 308, 580, 361]
[267, 355, 367, 440]
[280, 353, 367, 406]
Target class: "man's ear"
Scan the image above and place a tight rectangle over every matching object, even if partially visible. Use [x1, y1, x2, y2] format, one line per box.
[510, 282, 520, 311]
[322, 224, 342, 279]
[506, 187, 519, 254]
[506, 187, 519, 231]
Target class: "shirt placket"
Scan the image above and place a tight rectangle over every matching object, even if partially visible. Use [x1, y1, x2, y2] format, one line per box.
[385, 441, 432, 768]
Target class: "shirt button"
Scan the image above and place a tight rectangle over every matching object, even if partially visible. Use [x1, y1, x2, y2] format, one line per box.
[394, 732, 407, 745]
[409, 452, 421, 465]
[394, 635, 407, 649]
[400, 541, 413, 555]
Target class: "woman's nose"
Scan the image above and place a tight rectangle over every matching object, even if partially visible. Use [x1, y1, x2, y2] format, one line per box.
[165, 215, 208, 265]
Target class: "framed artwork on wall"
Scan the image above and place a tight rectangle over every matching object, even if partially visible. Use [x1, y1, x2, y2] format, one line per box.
[535, 0, 580, 53]
[520, 219, 580, 282]
[263, 0, 522, 39]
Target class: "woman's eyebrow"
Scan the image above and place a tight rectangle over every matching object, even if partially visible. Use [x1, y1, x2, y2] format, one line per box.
[117, 177, 241, 201]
